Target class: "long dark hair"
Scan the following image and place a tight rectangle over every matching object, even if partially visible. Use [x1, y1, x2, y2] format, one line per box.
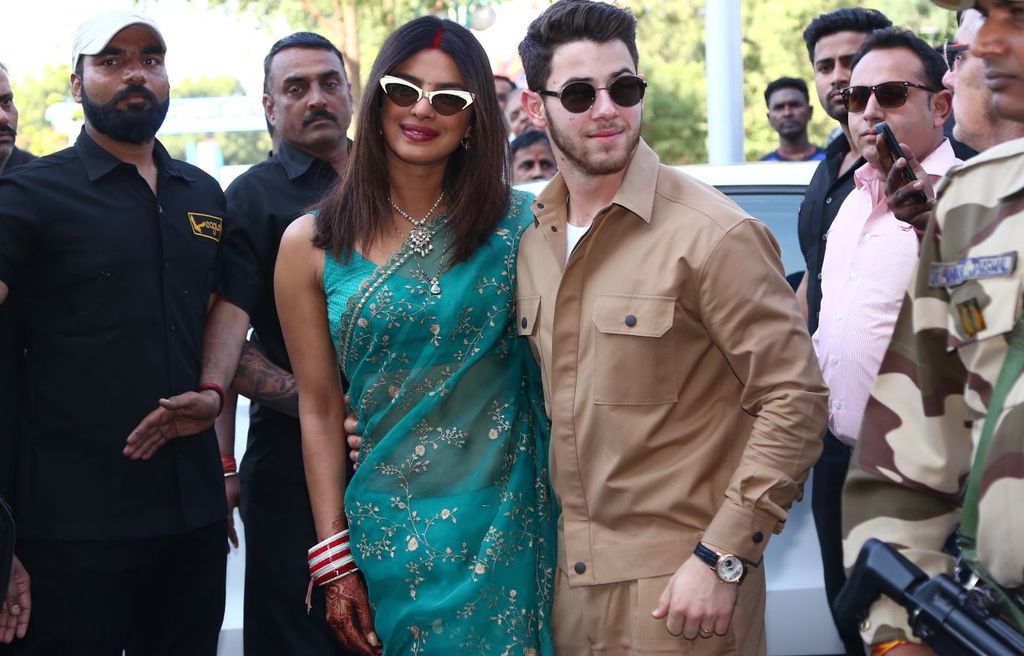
[314, 16, 510, 264]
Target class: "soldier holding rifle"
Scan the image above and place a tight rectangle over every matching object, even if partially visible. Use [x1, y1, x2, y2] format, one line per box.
[842, 1, 1024, 655]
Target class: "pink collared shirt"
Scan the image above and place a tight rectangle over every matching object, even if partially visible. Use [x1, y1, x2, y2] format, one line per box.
[813, 139, 960, 445]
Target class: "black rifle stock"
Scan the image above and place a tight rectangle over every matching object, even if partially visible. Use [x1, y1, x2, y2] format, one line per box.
[834, 538, 1024, 656]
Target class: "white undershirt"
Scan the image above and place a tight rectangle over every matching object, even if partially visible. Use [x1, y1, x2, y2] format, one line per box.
[565, 222, 590, 265]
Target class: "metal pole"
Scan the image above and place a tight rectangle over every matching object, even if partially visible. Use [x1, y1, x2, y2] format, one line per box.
[704, 0, 744, 164]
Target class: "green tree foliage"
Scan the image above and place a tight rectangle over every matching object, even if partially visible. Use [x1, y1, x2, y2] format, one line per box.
[741, 0, 956, 160]
[627, 1, 708, 164]
[156, 0, 959, 165]
[189, 0, 450, 105]
[160, 75, 271, 166]
[11, 67, 269, 165]
[10, 64, 76, 158]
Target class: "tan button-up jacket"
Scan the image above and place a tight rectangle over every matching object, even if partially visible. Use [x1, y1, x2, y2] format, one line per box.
[516, 140, 828, 586]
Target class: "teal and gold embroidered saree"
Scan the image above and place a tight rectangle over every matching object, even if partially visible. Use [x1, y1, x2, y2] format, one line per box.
[324, 191, 555, 655]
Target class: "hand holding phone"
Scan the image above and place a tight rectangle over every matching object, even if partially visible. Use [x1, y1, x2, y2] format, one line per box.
[874, 121, 928, 206]
[872, 119, 929, 206]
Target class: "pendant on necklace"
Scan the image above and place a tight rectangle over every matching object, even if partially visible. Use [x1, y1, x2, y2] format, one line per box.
[408, 225, 433, 258]
[429, 276, 441, 296]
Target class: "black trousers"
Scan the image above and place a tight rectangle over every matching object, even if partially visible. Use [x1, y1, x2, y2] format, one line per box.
[240, 478, 352, 656]
[811, 430, 864, 656]
[2, 520, 226, 656]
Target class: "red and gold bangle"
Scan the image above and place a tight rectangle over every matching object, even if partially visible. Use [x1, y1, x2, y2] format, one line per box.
[199, 382, 225, 416]
[221, 454, 237, 478]
[308, 530, 358, 586]
[313, 558, 358, 586]
[871, 640, 911, 656]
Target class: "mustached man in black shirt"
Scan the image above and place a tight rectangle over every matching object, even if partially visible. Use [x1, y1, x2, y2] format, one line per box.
[796, 9, 891, 656]
[125, 32, 355, 654]
[0, 10, 229, 654]
[0, 62, 36, 647]
[0, 63, 36, 177]
[0, 60, 35, 506]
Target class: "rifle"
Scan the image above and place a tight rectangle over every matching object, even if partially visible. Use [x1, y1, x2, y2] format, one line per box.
[834, 538, 1024, 656]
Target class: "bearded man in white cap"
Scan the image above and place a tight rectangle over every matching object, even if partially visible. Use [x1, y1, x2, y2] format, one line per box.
[0, 10, 229, 654]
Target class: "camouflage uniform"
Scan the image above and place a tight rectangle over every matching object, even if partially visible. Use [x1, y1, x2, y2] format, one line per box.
[842, 138, 1024, 646]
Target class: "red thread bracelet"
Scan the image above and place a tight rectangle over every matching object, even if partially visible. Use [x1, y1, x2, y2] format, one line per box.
[199, 382, 225, 416]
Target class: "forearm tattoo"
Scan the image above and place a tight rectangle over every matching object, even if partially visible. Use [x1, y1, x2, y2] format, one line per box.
[233, 340, 299, 417]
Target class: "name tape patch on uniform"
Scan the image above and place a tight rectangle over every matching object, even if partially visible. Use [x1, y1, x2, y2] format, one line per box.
[956, 298, 987, 337]
[188, 213, 223, 242]
[929, 252, 1017, 287]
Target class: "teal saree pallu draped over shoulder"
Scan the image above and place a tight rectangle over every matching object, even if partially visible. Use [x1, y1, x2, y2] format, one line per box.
[323, 190, 556, 655]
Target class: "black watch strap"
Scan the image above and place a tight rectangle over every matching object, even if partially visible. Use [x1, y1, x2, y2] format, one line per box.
[694, 541, 719, 569]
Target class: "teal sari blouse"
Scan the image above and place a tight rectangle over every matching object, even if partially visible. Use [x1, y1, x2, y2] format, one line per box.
[323, 190, 555, 655]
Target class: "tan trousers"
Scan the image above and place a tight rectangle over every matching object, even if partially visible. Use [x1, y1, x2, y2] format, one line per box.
[552, 568, 767, 655]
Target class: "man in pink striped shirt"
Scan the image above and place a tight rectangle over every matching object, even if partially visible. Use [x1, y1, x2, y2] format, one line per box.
[814, 27, 960, 446]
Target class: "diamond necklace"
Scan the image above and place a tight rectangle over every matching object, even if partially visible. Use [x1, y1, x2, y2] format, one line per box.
[390, 190, 445, 258]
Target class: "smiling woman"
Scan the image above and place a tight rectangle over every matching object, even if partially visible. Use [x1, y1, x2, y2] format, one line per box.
[274, 14, 556, 656]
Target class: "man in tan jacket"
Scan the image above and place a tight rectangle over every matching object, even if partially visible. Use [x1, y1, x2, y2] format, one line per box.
[515, 1, 829, 653]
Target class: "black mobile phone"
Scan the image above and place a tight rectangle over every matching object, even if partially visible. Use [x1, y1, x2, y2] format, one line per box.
[874, 121, 927, 204]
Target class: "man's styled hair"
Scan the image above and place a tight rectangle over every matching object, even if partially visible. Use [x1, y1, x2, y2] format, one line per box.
[851, 27, 947, 93]
[764, 77, 810, 107]
[518, 0, 638, 92]
[510, 129, 550, 156]
[263, 32, 345, 94]
[802, 8, 892, 63]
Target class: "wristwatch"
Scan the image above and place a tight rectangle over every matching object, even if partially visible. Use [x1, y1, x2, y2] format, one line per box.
[694, 542, 746, 583]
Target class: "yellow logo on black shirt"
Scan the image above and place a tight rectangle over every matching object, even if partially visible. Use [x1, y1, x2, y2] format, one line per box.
[188, 213, 223, 242]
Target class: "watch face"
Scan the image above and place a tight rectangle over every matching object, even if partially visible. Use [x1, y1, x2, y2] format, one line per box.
[716, 555, 744, 583]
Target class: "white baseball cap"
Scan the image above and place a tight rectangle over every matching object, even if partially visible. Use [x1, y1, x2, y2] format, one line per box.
[71, 9, 166, 70]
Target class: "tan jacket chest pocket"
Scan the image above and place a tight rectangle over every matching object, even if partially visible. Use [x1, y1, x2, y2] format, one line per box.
[592, 294, 678, 405]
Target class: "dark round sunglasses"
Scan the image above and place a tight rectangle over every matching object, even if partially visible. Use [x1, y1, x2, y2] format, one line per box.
[537, 75, 647, 114]
[840, 80, 938, 114]
[379, 75, 475, 116]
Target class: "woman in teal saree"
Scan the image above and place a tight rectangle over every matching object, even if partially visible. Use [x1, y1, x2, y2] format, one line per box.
[276, 16, 555, 656]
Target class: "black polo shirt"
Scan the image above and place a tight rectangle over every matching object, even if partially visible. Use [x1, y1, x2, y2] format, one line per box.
[4, 147, 37, 172]
[0, 147, 35, 502]
[797, 136, 863, 335]
[219, 139, 337, 483]
[0, 129, 227, 540]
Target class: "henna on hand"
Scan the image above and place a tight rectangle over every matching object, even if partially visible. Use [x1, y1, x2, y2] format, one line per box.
[324, 573, 379, 655]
